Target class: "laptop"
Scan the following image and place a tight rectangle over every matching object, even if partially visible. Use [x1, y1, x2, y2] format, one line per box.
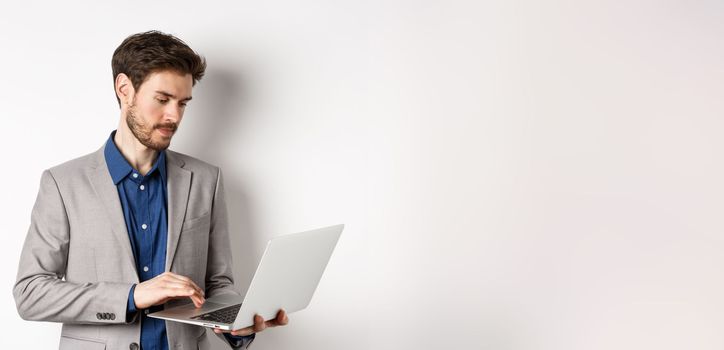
[148, 224, 344, 331]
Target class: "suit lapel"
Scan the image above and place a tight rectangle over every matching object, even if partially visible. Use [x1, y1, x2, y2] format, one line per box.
[165, 151, 191, 271]
[87, 147, 138, 278]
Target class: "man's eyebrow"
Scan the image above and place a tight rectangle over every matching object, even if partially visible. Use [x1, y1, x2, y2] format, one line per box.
[155, 90, 192, 101]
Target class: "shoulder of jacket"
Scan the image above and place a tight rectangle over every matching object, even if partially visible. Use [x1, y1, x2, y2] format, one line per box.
[45, 149, 101, 180]
[166, 150, 221, 177]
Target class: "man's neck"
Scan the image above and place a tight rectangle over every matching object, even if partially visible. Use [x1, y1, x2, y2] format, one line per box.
[113, 127, 158, 176]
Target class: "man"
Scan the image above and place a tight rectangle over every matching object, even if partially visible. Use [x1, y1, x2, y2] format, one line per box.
[13, 31, 288, 350]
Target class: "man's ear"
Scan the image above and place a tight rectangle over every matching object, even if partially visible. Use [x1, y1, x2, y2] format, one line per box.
[115, 73, 134, 106]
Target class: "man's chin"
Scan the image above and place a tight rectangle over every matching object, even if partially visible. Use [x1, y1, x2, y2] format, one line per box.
[142, 137, 171, 151]
[154, 141, 171, 151]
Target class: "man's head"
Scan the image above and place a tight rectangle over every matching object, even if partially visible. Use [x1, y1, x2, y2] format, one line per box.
[112, 30, 206, 150]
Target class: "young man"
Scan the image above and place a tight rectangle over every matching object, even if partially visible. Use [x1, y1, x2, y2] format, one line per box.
[13, 31, 287, 350]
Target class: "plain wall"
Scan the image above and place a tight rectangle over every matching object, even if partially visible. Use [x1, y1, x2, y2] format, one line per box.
[1, 0, 723, 349]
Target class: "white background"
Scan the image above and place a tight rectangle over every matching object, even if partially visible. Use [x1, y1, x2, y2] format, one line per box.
[1, 1, 723, 349]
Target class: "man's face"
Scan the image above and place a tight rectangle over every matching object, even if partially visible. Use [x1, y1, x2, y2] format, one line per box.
[125, 70, 193, 151]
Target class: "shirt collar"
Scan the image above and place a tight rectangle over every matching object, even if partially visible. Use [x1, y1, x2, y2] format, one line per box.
[104, 130, 167, 185]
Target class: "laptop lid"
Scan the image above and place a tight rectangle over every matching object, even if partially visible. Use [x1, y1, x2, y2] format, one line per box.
[232, 224, 344, 329]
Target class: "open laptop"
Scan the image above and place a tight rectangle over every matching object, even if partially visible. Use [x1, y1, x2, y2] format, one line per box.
[148, 224, 344, 331]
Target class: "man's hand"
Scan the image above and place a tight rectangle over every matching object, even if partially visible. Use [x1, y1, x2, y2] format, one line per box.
[133, 272, 205, 309]
[213, 309, 289, 337]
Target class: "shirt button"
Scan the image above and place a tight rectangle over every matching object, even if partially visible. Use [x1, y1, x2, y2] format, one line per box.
[141, 224, 148, 230]
[143, 266, 149, 272]
[132, 173, 138, 178]
[139, 185, 145, 191]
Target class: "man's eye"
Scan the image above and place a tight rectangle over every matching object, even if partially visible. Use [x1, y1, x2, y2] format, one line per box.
[180, 103, 187, 108]
[157, 98, 169, 104]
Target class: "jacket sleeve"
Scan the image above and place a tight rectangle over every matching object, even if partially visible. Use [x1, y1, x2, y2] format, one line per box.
[13, 170, 135, 324]
[206, 168, 255, 348]
[205, 168, 238, 299]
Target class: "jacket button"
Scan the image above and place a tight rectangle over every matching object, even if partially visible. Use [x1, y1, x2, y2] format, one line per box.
[96, 313, 102, 320]
[129, 343, 139, 350]
[110, 313, 116, 320]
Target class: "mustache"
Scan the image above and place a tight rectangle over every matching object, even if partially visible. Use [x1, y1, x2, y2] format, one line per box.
[154, 123, 178, 131]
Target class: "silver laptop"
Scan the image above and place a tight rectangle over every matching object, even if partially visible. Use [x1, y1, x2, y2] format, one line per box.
[148, 224, 344, 331]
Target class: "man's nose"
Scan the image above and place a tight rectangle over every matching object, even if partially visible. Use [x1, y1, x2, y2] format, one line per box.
[163, 104, 182, 122]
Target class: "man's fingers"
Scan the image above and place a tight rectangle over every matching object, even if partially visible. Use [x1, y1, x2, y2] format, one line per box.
[224, 312, 289, 336]
[161, 281, 204, 298]
[265, 309, 289, 327]
[156, 281, 205, 307]
[265, 317, 287, 327]
[172, 274, 204, 296]
[217, 312, 289, 337]
[277, 309, 288, 325]
[159, 272, 204, 293]
[134, 273, 207, 309]
[230, 326, 255, 336]
[162, 273, 205, 296]
[190, 294, 205, 308]
[253, 314, 266, 333]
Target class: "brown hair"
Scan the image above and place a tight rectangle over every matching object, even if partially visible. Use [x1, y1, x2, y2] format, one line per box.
[111, 30, 206, 106]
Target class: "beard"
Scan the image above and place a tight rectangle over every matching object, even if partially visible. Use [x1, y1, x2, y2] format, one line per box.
[125, 103, 177, 151]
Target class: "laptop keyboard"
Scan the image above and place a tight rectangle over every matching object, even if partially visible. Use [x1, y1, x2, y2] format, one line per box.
[193, 304, 242, 324]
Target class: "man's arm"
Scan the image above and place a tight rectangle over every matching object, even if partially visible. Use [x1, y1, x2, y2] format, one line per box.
[205, 168, 238, 299]
[206, 168, 256, 348]
[13, 170, 135, 324]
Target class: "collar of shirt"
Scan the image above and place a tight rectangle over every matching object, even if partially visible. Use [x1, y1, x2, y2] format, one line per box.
[104, 130, 167, 185]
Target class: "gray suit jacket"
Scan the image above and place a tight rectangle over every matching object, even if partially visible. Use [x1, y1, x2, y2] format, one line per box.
[14, 145, 244, 350]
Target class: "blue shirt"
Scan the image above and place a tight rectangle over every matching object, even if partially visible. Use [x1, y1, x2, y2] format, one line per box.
[105, 130, 169, 350]
[105, 130, 253, 349]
